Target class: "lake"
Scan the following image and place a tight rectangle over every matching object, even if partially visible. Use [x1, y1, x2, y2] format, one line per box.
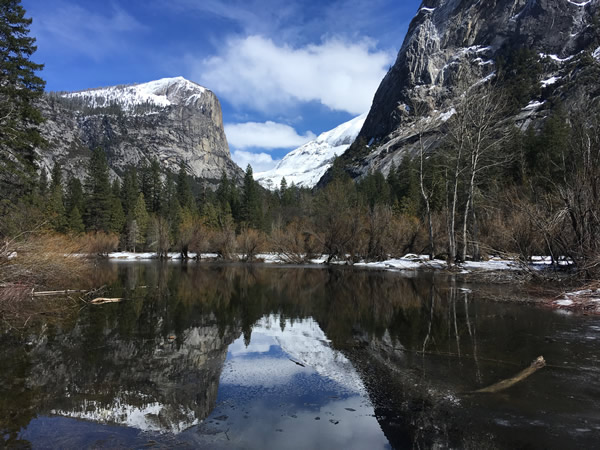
[1, 262, 599, 449]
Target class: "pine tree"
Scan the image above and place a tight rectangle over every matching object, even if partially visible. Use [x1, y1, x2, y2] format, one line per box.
[142, 158, 162, 213]
[108, 179, 125, 234]
[129, 193, 148, 251]
[280, 177, 294, 207]
[65, 176, 84, 215]
[241, 165, 262, 229]
[37, 167, 47, 198]
[84, 148, 112, 231]
[120, 167, 139, 219]
[176, 163, 195, 211]
[279, 177, 288, 197]
[0, 0, 46, 200]
[67, 206, 84, 234]
[216, 171, 231, 209]
[47, 163, 66, 231]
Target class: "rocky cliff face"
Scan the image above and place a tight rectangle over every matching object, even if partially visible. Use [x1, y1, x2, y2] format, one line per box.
[329, 0, 600, 181]
[36, 77, 243, 184]
[24, 317, 241, 433]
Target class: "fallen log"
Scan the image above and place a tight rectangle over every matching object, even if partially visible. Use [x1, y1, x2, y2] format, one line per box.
[33, 289, 88, 297]
[90, 298, 123, 305]
[468, 356, 546, 394]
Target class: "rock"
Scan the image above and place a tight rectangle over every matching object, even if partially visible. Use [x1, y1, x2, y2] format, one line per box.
[322, 0, 600, 183]
[36, 77, 243, 186]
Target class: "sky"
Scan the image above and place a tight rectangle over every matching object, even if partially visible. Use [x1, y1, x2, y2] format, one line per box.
[22, 0, 422, 172]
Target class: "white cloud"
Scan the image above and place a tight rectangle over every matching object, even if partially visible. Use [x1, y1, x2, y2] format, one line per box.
[30, 2, 146, 61]
[193, 35, 392, 115]
[232, 150, 280, 172]
[225, 121, 316, 150]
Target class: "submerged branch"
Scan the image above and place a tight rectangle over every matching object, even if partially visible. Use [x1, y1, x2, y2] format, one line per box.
[90, 298, 123, 305]
[468, 356, 546, 394]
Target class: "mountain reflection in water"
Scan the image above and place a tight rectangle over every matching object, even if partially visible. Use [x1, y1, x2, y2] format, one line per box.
[1, 262, 599, 449]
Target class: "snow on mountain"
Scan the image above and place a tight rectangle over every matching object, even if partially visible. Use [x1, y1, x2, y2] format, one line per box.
[223, 314, 365, 394]
[63, 76, 206, 111]
[255, 113, 367, 190]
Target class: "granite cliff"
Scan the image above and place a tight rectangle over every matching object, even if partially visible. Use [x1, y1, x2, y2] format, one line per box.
[36, 77, 243, 184]
[322, 0, 600, 183]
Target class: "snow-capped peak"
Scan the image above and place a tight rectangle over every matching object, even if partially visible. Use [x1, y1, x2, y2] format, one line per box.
[63, 76, 207, 111]
[256, 113, 367, 190]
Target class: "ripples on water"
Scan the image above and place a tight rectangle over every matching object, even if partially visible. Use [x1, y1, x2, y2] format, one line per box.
[1, 262, 599, 448]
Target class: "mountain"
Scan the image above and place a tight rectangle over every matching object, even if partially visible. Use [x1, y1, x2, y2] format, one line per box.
[255, 113, 366, 190]
[321, 0, 600, 183]
[36, 76, 243, 184]
[24, 316, 241, 434]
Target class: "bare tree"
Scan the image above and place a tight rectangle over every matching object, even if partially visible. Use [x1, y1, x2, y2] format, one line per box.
[409, 100, 439, 260]
[443, 80, 511, 263]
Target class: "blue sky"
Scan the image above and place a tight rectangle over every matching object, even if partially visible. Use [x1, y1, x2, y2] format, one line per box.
[23, 0, 422, 171]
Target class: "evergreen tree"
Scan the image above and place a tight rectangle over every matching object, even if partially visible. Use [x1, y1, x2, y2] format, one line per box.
[128, 193, 149, 251]
[0, 0, 46, 200]
[65, 175, 84, 215]
[279, 177, 288, 198]
[121, 167, 139, 219]
[50, 162, 62, 190]
[47, 163, 66, 231]
[201, 201, 220, 229]
[37, 167, 47, 198]
[176, 163, 195, 211]
[67, 206, 84, 234]
[216, 171, 231, 209]
[280, 177, 294, 207]
[108, 179, 125, 234]
[142, 158, 162, 213]
[84, 148, 112, 231]
[241, 165, 262, 229]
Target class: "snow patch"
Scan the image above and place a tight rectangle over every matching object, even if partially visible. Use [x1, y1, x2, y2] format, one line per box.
[539, 53, 575, 63]
[523, 100, 546, 110]
[541, 76, 560, 87]
[567, 0, 593, 6]
[440, 108, 456, 122]
[64, 77, 206, 112]
[556, 299, 574, 306]
[593, 46, 600, 60]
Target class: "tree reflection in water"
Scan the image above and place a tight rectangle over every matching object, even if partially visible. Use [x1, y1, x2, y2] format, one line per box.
[1, 263, 599, 448]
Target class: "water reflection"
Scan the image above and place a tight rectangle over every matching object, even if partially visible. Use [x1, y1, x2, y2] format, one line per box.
[200, 316, 387, 449]
[1, 263, 599, 449]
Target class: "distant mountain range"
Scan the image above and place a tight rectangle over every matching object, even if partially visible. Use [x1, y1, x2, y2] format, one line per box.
[256, 113, 366, 190]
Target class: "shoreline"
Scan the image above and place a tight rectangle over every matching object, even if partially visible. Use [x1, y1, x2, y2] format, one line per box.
[103, 252, 599, 315]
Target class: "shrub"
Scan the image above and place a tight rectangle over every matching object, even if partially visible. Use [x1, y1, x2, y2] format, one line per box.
[237, 227, 265, 262]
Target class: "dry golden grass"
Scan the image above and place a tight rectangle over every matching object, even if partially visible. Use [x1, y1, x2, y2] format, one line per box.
[0, 232, 98, 315]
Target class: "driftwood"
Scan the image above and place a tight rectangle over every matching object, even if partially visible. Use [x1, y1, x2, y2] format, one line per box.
[469, 356, 546, 394]
[90, 298, 123, 305]
[32, 289, 88, 297]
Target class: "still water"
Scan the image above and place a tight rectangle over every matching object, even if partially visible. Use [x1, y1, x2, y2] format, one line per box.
[1, 262, 599, 449]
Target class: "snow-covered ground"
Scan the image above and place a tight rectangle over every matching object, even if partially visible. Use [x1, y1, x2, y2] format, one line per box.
[552, 288, 600, 312]
[108, 252, 218, 260]
[255, 113, 367, 190]
[107, 252, 573, 275]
